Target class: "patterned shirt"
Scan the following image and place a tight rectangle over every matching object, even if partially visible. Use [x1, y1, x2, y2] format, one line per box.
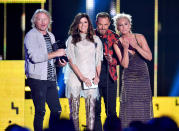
[43, 33, 56, 81]
[95, 29, 119, 81]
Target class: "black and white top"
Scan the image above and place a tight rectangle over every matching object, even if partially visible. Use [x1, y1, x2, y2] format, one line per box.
[44, 33, 56, 81]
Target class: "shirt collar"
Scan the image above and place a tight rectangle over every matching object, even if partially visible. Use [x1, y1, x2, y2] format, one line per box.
[95, 29, 111, 39]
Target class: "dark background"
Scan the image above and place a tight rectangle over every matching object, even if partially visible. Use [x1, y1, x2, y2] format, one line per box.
[0, 0, 179, 96]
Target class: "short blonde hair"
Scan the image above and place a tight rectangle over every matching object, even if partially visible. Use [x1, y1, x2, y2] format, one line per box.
[31, 9, 52, 28]
[112, 13, 132, 35]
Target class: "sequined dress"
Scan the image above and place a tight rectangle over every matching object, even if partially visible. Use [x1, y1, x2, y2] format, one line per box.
[119, 51, 153, 128]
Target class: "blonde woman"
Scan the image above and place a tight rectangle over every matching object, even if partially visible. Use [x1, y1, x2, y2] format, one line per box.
[113, 13, 153, 128]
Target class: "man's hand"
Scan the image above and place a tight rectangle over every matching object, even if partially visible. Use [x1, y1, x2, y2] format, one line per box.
[104, 53, 113, 64]
[55, 49, 66, 57]
[58, 59, 67, 67]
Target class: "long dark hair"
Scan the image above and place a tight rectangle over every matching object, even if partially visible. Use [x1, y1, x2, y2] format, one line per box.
[68, 13, 94, 45]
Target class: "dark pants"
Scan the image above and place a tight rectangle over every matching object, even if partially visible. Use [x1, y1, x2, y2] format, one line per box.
[94, 75, 117, 131]
[27, 78, 61, 131]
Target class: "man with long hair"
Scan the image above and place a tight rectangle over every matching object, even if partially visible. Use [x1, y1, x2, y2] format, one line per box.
[24, 9, 66, 131]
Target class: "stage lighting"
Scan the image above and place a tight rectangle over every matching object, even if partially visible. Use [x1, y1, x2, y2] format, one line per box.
[110, 1, 116, 16]
[170, 65, 179, 96]
[0, 0, 45, 3]
[86, 0, 94, 10]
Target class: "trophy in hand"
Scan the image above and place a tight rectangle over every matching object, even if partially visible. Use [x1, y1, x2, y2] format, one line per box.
[52, 40, 68, 63]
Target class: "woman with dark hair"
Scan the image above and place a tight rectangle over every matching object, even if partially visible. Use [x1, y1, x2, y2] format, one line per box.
[65, 13, 103, 131]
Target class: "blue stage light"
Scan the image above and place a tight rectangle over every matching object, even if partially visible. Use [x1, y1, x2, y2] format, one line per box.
[170, 64, 179, 96]
[86, 0, 95, 25]
[86, 0, 94, 10]
[56, 67, 66, 98]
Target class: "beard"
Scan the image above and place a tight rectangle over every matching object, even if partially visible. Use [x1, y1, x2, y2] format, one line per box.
[98, 29, 107, 35]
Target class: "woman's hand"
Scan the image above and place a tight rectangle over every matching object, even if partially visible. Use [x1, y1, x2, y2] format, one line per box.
[121, 38, 129, 49]
[82, 77, 92, 87]
[129, 41, 138, 49]
[93, 76, 99, 85]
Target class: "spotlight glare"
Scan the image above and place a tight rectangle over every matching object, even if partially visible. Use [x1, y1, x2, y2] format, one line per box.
[86, 0, 94, 10]
[110, 8, 116, 16]
[110, 1, 116, 16]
